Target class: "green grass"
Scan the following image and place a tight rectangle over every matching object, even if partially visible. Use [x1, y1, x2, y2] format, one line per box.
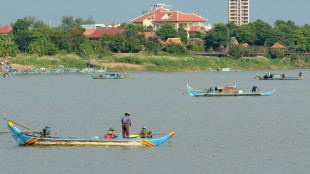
[5, 54, 309, 71]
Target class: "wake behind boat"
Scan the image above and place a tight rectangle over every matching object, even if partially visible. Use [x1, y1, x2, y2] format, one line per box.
[256, 72, 305, 80]
[90, 73, 136, 79]
[187, 84, 275, 97]
[5, 117, 174, 146]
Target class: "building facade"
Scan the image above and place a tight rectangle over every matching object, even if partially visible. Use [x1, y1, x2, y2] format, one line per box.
[131, 7, 207, 32]
[228, 0, 250, 26]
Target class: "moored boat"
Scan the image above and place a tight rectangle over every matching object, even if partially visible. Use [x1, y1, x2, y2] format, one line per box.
[256, 72, 305, 80]
[90, 73, 136, 79]
[5, 117, 174, 146]
[187, 84, 275, 97]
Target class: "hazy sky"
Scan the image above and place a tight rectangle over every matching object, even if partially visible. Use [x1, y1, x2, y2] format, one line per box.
[1, 0, 310, 27]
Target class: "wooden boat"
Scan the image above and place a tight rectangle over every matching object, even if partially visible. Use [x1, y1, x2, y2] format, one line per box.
[187, 84, 275, 97]
[5, 117, 174, 146]
[209, 67, 243, 72]
[256, 72, 305, 80]
[90, 73, 136, 79]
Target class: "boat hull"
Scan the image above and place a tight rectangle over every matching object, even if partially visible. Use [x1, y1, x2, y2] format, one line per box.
[187, 84, 275, 97]
[256, 74, 305, 80]
[6, 118, 174, 147]
[90, 74, 136, 79]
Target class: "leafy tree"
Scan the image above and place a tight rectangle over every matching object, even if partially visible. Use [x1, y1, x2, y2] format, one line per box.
[114, 33, 126, 53]
[126, 39, 143, 53]
[194, 31, 202, 38]
[226, 21, 237, 37]
[27, 37, 57, 56]
[85, 16, 95, 24]
[60, 16, 76, 32]
[251, 20, 274, 46]
[232, 24, 256, 45]
[177, 26, 188, 44]
[66, 29, 87, 53]
[187, 38, 205, 51]
[205, 23, 229, 49]
[14, 29, 32, 52]
[164, 41, 188, 55]
[268, 48, 285, 59]
[49, 28, 69, 53]
[0, 34, 19, 57]
[230, 45, 244, 58]
[12, 19, 28, 35]
[156, 23, 177, 41]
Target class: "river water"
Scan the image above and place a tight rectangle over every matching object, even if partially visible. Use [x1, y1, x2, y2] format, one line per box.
[0, 70, 309, 174]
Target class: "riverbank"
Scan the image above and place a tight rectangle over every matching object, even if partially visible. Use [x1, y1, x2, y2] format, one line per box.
[2, 53, 310, 72]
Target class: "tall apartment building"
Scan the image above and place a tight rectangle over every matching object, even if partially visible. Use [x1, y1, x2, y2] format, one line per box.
[228, 0, 250, 26]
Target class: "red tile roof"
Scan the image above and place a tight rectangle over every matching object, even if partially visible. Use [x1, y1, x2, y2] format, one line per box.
[84, 29, 95, 36]
[188, 25, 208, 32]
[242, 43, 249, 47]
[86, 29, 126, 39]
[0, 24, 13, 34]
[139, 31, 157, 39]
[167, 38, 182, 44]
[233, 40, 239, 45]
[131, 8, 207, 23]
[271, 42, 285, 48]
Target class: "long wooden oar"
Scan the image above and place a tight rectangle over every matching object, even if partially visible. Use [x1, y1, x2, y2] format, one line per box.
[2, 117, 30, 130]
[0, 132, 9, 135]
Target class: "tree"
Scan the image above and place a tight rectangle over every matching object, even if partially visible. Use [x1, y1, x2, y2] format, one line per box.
[114, 33, 126, 53]
[126, 39, 143, 53]
[268, 48, 285, 59]
[205, 23, 229, 49]
[66, 29, 87, 53]
[230, 45, 244, 58]
[12, 19, 32, 52]
[85, 16, 95, 24]
[156, 23, 177, 41]
[177, 26, 188, 44]
[251, 20, 273, 46]
[12, 19, 28, 35]
[187, 38, 205, 52]
[164, 41, 188, 55]
[0, 34, 19, 57]
[60, 16, 75, 32]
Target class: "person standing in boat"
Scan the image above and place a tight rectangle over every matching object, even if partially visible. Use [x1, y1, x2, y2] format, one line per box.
[299, 71, 303, 77]
[252, 86, 259, 92]
[121, 112, 131, 138]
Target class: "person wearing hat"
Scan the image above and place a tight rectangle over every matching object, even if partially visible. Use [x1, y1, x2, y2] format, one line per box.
[139, 126, 152, 138]
[121, 112, 132, 138]
[105, 127, 117, 139]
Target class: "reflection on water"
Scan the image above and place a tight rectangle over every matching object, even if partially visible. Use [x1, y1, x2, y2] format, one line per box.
[0, 70, 309, 174]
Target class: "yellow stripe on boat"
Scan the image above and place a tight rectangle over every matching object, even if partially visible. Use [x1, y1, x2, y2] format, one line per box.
[8, 121, 15, 127]
[138, 140, 155, 146]
[25, 138, 39, 144]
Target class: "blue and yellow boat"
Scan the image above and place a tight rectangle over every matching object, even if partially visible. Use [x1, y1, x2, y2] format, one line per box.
[256, 72, 305, 80]
[5, 117, 174, 146]
[187, 84, 275, 97]
[90, 73, 136, 79]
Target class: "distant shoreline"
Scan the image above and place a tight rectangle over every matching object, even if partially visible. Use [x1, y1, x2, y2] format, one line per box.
[2, 53, 309, 72]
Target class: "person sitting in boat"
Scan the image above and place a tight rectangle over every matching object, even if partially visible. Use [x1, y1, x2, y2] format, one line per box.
[252, 86, 259, 92]
[105, 128, 117, 139]
[209, 87, 213, 92]
[42, 126, 51, 137]
[139, 126, 152, 138]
